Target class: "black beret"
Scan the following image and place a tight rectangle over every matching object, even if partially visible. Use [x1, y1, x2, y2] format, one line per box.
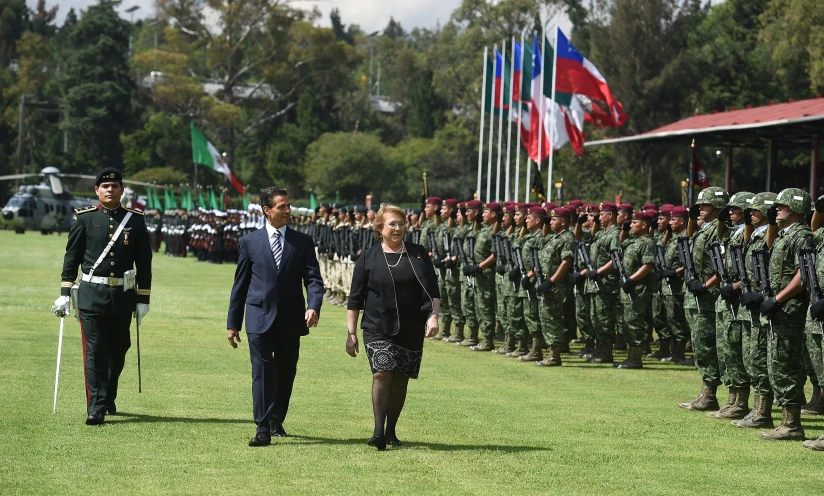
[95, 167, 123, 185]
[355, 205, 367, 213]
[369, 204, 379, 212]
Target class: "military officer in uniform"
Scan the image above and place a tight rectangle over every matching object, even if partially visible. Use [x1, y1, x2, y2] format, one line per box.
[463, 201, 499, 352]
[52, 168, 152, 425]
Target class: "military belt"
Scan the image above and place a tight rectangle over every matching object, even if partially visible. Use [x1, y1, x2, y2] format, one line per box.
[81, 273, 124, 287]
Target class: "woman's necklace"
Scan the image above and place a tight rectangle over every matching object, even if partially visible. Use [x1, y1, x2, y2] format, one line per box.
[383, 242, 405, 268]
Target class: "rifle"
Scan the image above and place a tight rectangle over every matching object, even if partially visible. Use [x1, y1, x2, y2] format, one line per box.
[655, 245, 672, 293]
[491, 234, 504, 284]
[578, 241, 600, 291]
[531, 246, 544, 302]
[453, 236, 473, 287]
[800, 247, 824, 332]
[443, 230, 454, 270]
[502, 236, 518, 291]
[427, 230, 445, 275]
[710, 241, 736, 315]
[676, 236, 702, 312]
[512, 246, 531, 300]
[609, 248, 633, 302]
[752, 247, 774, 337]
[730, 244, 753, 325]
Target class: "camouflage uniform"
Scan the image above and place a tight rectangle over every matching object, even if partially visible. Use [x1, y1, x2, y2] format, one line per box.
[538, 226, 575, 349]
[585, 222, 621, 361]
[435, 219, 463, 338]
[575, 231, 594, 344]
[472, 222, 497, 347]
[516, 227, 544, 361]
[652, 230, 671, 344]
[661, 231, 688, 350]
[457, 223, 479, 344]
[504, 227, 528, 355]
[620, 230, 656, 348]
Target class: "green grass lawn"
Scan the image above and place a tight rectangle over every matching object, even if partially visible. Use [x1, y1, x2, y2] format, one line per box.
[1, 229, 822, 495]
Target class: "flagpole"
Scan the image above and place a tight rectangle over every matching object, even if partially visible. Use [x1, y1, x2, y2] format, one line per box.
[495, 40, 505, 203]
[477, 46, 488, 201]
[515, 27, 527, 204]
[193, 163, 199, 205]
[504, 36, 515, 203]
[487, 44, 497, 203]
[535, 29, 543, 176]
[547, 20, 559, 197]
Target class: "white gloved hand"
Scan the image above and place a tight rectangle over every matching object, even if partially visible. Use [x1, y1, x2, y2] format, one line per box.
[52, 296, 70, 318]
[136, 303, 150, 326]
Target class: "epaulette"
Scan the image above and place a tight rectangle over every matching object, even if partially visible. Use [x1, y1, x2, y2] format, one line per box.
[73, 206, 97, 215]
[125, 208, 144, 216]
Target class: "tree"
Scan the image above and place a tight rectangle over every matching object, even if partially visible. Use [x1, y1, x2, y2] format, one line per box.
[59, 0, 133, 173]
[383, 17, 406, 40]
[330, 8, 356, 45]
[120, 112, 192, 177]
[760, 0, 824, 95]
[406, 67, 443, 138]
[28, 0, 58, 38]
[0, 0, 27, 67]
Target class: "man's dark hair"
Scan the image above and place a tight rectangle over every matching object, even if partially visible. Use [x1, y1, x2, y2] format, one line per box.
[260, 187, 288, 209]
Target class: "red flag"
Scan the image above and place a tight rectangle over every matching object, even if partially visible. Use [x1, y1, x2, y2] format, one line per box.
[692, 147, 710, 189]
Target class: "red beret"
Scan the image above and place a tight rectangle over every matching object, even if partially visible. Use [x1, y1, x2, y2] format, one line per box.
[465, 200, 482, 209]
[484, 202, 502, 212]
[660, 204, 674, 215]
[504, 201, 516, 206]
[567, 199, 584, 208]
[632, 211, 655, 223]
[427, 197, 442, 205]
[670, 206, 689, 218]
[444, 198, 458, 207]
[586, 204, 600, 214]
[528, 206, 545, 215]
[542, 202, 558, 210]
[516, 203, 530, 212]
[599, 202, 617, 212]
[618, 203, 634, 212]
[504, 204, 516, 213]
[550, 207, 573, 218]
[642, 203, 657, 211]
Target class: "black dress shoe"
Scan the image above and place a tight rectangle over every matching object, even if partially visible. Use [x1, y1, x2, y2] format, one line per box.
[104, 405, 117, 416]
[86, 412, 105, 426]
[386, 437, 402, 447]
[248, 432, 271, 447]
[367, 436, 386, 451]
[269, 421, 287, 438]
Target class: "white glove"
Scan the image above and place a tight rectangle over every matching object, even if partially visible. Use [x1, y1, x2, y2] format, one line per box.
[52, 296, 70, 318]
[136, 304, 150, 326]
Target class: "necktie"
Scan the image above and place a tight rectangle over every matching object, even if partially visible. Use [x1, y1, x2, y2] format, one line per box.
[271, 230, 282, 269]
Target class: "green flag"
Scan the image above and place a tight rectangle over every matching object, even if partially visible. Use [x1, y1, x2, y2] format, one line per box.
[309, 191, 318, 210]
[219, 190, 224, 210]
[242, 191, 250, 210]
[146, 186, 154, 209]
[198, 188, 206, 208]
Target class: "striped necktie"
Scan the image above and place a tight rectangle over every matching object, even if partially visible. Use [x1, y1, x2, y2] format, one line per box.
[271, 229, 282, 269]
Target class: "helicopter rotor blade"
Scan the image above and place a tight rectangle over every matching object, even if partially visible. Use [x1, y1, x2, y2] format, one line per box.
[61, 174, 167, 189]
[0, 173, 39, 181]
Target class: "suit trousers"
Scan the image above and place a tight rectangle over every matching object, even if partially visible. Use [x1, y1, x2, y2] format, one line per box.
[79, 311, 132, 415]
[248, 329, 300, 434]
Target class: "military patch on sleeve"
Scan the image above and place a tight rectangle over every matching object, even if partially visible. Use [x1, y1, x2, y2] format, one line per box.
[72, 214, 77, 221]
[125, 208, 144, 216]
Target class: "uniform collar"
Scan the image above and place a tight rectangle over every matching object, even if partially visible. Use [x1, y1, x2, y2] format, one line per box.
[99, 203, 120, 215]
[779, 222, 800, 237]
[754, 224, 769, 237]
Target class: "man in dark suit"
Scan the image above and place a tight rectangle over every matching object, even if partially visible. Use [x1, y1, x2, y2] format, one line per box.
[227, 186, 324, 447]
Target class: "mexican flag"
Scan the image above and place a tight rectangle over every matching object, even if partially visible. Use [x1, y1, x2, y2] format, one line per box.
[191, 123, 245, 194]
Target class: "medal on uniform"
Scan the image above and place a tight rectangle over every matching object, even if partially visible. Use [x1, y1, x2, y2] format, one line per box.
[124, 231, 129, 245]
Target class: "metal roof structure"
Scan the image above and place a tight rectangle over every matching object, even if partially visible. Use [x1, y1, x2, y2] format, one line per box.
[586, 97, 824, 148]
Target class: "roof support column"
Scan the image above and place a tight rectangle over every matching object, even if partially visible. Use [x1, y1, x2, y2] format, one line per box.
[812, 134, 819, 199]
[766, 139, 774, 192]
[726, 143, 733, 192]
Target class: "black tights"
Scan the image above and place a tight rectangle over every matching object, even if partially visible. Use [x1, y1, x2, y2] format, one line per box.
[371, 371, 409, 440]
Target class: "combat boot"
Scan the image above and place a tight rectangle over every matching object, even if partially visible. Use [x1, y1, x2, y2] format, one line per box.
[493, 334, 515, 354]
[518, 337, 543, 362]
[469, 338, 494, 352]
[433, 321, 451, 340]
[495, 321, 505, 341]
[457, 327, 479, 347]
[648, 338, 671, 359]
[536, 345, 562, 367]
[506, 337, 529, 358]
[802, 434, 824, 450]
[613, 333, 627, 350]
[679, 382, 718, 411]
[707, 388, 737, 418]
[588, 341, 614, 364]
[576, 339, 595, 358]
[732, 394, 774, 429]
[801, 385, 824, 415]
[759, 405, 804, 441]
[712, 388, 750, 420]
[614, 345, 644, 369]
[447, 323, 465, 343]
[661, 340, 686, 363]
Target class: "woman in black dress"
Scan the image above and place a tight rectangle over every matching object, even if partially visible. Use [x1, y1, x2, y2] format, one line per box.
[346, 204, 440, 451]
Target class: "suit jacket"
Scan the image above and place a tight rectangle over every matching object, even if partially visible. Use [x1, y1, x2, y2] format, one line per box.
[227, 225, 323, 335]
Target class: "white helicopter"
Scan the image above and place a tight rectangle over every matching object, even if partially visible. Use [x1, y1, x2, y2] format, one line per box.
[0, 167, 161, 234]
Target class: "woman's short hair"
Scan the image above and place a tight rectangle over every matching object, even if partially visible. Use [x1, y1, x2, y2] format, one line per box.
[373, 203, 406, 240]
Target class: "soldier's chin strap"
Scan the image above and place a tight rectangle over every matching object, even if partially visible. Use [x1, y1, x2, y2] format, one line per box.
[88, 212, 133, 276]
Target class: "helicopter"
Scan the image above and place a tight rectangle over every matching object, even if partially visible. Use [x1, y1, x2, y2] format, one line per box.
[1, 167, 162, 234]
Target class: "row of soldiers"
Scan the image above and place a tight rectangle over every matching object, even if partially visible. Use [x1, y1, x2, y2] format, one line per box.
[389, 191, 824, 451]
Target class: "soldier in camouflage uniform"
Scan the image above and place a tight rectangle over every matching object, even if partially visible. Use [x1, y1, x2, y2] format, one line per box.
[679, 186, 729, 412]
[493, 204, 518, 354]
[514, 206, 546, 362]
[435, 199, 463, 341]
[456, 201, 481, 347]
[649, 205, 673, 359]
[659, 207, 690, 364]
[613, 211, 656, 369]
[463, 201, 499, 352]
[708, 192, 755, 420]
[534, 207, 575, 367]
[733, 192, 777, 429]
[571, 205, 597, 357]
[579, 202, 622, 364]
[756, 188, 813, 441]
[504, 204, 531, 357]
[803, 195, 824, 449]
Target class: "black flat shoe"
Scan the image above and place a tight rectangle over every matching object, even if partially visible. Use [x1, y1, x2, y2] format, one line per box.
[104, 405, 117, 416]
[269, 421, 287, 438]
[86, 412, 105, 426]
[248, 432, 271, 447]
[367, 436, 386, 451]
[386, 438, 402, 447]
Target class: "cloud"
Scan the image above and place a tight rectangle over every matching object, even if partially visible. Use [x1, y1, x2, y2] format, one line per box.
[31, 0, 156, 26]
